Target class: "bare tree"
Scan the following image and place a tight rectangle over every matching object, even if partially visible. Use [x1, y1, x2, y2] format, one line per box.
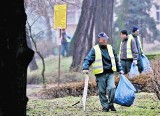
[25, 0, 57, 56]
[70, 0, 115, 71]
[36, 0, 53, 41]
[70, 0, 97, 71]
[27, 20, 46, 85]
[0, 0, 34, 115]
[26, 28, 38, 71]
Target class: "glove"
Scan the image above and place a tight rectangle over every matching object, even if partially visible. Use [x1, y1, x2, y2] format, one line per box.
[119, 70, 124, 74]
[133, 60, 137, 65]
[83, 70, 89, 74]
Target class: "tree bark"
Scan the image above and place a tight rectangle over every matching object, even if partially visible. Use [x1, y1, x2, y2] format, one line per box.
[0, 0, 34, 115]
[95, 0, 114, 45]
[70, 0, 97, 71]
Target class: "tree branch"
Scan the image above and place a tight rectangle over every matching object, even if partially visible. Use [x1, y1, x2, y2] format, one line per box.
[30, 16, 41, 27]
[32, 30, 44, 38]
[47, 0, 54, 9]
[27, 20, 46, 86]
[61, 0, 81, 8]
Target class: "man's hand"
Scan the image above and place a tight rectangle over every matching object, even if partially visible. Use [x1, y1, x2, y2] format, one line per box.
[83, 70, 89, 74]
[133, 60, 137, 65]
[119, 70, 124, 74]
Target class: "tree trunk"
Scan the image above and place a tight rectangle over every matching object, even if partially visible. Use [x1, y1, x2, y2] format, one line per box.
[0, 1, 34, 115]
[70, 0, 97, 71]
[45, 16, 52, 41]
[70, 0, 114, 71]
[26, 29, 38, 71]
[43, 0, 55, 56]
[95, 0, 114, 45]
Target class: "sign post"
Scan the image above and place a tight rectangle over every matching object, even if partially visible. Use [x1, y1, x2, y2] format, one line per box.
[54, 4, 67, 87]
[54, 4, 67, 29]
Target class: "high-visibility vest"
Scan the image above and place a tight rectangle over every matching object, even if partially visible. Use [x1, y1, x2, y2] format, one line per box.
[92, 44, 117, 74]
[129, 34, 143, 53]
[119, 37, 133, 59]
[66, 36, 71, 42]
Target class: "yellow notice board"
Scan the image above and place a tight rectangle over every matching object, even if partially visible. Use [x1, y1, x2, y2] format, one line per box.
[54, 4, 67, 29]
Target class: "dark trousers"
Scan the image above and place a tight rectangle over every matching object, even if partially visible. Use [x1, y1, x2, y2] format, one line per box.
[96, 73, 116, 109]
[61, 43, 68, 57]
[120, 59, 133, 74]
[137, 55, 144, 73]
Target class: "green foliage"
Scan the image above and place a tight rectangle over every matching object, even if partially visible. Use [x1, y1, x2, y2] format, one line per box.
[27, 92, 160, 115]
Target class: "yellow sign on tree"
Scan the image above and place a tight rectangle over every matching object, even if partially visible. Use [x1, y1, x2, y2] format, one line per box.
[54, 4, 67, 29]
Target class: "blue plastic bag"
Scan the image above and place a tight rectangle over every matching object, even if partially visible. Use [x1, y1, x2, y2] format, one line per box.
[129, 63, 139, 78]
[141, 54, 153, 74]
[114, 74, 136, 107]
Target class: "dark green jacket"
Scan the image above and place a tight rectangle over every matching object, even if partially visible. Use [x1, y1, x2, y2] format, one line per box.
[82, 45, 122, 74]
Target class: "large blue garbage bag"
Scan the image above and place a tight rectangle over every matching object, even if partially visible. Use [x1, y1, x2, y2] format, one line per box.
[141, 54, 153, 74]
[114, 74, 136, 107]
[129, 63, 139, 78]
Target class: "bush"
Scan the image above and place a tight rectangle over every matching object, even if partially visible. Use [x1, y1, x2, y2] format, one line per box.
[31, 56, 160, 100]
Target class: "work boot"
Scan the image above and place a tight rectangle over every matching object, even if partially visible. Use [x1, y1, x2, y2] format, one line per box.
[102, 107, 109, 112]
[109, 105, 116, 111]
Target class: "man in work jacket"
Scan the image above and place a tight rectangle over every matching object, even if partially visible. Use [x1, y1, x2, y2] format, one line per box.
[129, 26, 144, 73]
[119, 30, 139, 74]
[82, 32, 124, 112]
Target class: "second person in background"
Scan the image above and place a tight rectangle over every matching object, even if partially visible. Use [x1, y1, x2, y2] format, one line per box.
[119, 30, 138, 74]
[128, 26, 144, 73]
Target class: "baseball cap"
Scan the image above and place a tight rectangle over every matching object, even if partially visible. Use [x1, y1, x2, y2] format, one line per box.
[132, 26, 139, 33]
[98, 32, 109, 40]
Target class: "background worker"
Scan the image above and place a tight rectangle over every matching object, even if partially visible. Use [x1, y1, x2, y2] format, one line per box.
[129, 26, 144, 73]
[119, 30, 138, 74]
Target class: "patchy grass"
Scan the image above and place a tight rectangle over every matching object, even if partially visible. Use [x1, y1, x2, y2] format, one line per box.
[145, 51, 160, 55]
[27, 92, 160, 116]
[27, 52, 160, 84]
[28, 56, 72, 77]
[27, 56, 83, 84]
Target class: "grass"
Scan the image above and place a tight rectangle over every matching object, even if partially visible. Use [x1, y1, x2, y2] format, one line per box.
[145, 50, 160, 58]
[145, 51, 160, 55]
[27, 52, 160, 115]
[28, 56, 72, 76]
[27, 92, 160, 116]
[27, 53, 160, 84]
[143, 50, 160, 60]
[27, 56, 83, 84]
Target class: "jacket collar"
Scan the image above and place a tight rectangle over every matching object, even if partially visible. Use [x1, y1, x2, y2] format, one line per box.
[122, 38, 128, 42]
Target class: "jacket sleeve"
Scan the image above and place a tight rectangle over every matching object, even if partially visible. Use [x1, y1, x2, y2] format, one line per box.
[113, 48, 122, 72]
[131, 39, 139, 60]
[82, 48, 95, 70]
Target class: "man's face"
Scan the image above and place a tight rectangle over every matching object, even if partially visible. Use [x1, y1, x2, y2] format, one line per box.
[133, 31, 139, 36]
[120, 34, 127, 40]
[98, 38, 108, 45]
